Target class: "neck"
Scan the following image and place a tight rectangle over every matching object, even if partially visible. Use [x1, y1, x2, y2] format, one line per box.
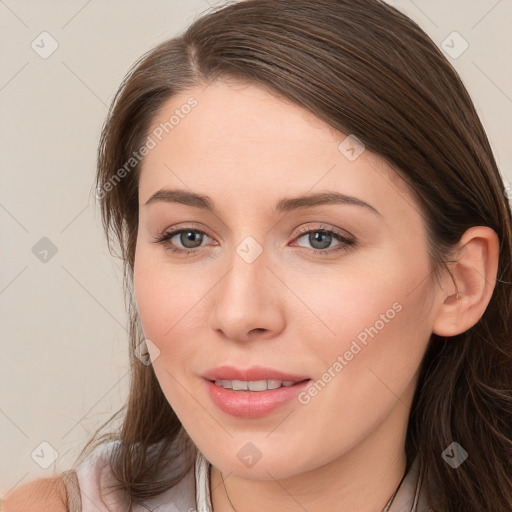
[209, 400, 410, 512]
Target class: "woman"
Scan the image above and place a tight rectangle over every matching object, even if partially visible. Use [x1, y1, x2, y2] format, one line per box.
[5, 0, 511, 511]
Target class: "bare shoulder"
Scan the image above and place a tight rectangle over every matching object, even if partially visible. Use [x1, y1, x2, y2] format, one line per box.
[2, 475, 68, 512]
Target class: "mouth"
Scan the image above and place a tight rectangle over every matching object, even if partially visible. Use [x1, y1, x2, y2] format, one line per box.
[208, 378, 310, 391]
[203, 377, 312, 418]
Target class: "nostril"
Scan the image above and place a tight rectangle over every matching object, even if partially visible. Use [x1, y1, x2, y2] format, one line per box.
[249, 328, 267, 335]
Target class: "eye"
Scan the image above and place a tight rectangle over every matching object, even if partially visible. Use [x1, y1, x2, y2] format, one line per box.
[152, 226, 214, 255]
[152, 223, 356, 257]
[293, 224, 356, 255]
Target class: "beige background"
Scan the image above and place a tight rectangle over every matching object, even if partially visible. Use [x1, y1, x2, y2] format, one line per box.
[1, 0, 511, 493]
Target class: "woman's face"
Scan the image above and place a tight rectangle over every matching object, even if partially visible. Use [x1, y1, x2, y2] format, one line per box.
[134, 80, 442, 479]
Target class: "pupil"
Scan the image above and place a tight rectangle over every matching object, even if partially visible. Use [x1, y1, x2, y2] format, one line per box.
[181, 231, 202, 248]
[310, 232, 331, 249]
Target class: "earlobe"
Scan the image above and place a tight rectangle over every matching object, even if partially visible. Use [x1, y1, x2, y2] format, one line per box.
[432, 226, 500, 338]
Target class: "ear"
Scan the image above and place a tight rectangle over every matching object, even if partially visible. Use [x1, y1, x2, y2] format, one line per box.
[432, 226, 500, 337]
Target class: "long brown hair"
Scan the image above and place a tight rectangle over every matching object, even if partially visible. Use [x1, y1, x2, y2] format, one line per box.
[74, 0, 512, 510]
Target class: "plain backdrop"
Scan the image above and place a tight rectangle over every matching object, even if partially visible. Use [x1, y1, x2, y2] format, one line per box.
[1, 0, 511, 493]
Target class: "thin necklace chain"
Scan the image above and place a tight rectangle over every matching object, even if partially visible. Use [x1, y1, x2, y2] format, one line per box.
[219, 466, 410, 512]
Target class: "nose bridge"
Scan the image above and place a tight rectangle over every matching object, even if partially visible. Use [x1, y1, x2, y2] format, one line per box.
[209, 235, 284, 339]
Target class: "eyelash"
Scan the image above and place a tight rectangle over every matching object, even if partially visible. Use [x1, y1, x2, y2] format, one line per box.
[152, 224, 356, 256]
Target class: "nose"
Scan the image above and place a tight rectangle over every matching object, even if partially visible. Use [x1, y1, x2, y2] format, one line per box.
[208, 243, 286, 343]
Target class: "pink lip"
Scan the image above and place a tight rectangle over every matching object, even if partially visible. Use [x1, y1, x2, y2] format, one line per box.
[202, 365, 310, 382]
[203, 378, 311, 419]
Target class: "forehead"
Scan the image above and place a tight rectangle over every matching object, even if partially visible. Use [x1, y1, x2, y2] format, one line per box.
[138, 80, 420, 220]
[144, 79, 341, 160]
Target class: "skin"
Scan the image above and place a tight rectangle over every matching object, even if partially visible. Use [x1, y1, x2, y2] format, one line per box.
[2, 476, 68, 511]
[133, 80, 499, 512]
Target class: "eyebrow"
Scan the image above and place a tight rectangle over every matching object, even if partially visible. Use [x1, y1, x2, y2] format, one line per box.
[144, 188, 382, 217]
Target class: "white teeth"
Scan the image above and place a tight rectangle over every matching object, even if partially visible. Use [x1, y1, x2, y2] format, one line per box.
[214, 379, 299, 391]
[233, 379, 248, 391]
[268, 379, 283, 390]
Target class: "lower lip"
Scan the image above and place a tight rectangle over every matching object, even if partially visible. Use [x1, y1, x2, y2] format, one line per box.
[203, 378, 311, 419]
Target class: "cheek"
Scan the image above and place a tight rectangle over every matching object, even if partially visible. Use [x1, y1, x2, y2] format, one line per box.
[134, 247, 202, 341]
[133, 254, 168, 340]
[281, 251, 416, 343]
[291, 245, 432, 389]
[288, 279, 431, 461]
[133, 254, 198, 408]
[133, 248, 215, 407]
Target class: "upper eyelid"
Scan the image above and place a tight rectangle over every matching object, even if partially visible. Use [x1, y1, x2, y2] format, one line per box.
[295, 223, 351, 237]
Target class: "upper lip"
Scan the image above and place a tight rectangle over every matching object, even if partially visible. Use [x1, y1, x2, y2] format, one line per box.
[202, 365, 310, 382]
